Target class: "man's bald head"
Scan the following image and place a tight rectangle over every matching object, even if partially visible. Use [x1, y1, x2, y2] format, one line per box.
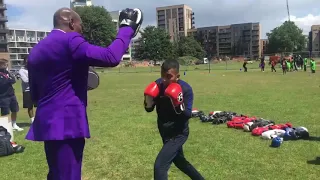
[53, 8, 82, 33]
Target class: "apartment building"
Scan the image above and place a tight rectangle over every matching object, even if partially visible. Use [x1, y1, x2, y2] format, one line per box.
[0, 0, 9, 65]
[156, 4, 195, 41]
[131, 38, 141, 59]
[195, 22, 261, 59]
[70, 0, 92, 8]
[260, 39, 268, 55]
[110, 10, 131, 61]
[309, 25, 320, 52]
[8, 29, 50, 70]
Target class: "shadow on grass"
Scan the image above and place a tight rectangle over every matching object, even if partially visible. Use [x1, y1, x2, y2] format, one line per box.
[306, 136, 320, 142]
[17, 123, 31, 128]
[307, 157, 320, 165]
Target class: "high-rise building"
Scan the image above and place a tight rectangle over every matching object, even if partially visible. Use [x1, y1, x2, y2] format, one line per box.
[0, 0, 9, 66]
[156, 4, 195, 41]
[260, 39, 268, 55]
[131, 38, 141, 59]
[309, 25, 320, 52]
[70, 0, 92, 8]
[194, 22, 261, 58]
[109, 10, 131, 61]
[8, 29, 50, 70]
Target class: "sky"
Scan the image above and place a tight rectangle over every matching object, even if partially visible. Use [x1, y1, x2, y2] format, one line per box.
[5, 0, 320, 38]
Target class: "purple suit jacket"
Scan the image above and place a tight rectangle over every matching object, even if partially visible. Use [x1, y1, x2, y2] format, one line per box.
[25, 27, 133, 141]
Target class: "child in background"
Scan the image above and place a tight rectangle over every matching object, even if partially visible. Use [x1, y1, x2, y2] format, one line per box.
[282, 59, 287, 75]
[310, 58, 315, 73]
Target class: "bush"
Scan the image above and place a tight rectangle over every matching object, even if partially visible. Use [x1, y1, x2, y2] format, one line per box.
[177, 56, 199, 66]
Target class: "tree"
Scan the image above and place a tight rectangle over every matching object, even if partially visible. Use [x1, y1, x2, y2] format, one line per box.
[135, 26, 175, 61]
[176, 36, 205, 59]
[266, 21, 306, 53]
[73, 6, 116, 46]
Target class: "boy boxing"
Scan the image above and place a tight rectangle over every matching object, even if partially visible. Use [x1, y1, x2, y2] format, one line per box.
[143, 59, 204, 180]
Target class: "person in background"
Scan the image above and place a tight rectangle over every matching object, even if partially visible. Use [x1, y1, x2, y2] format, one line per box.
[282, 59, 287, 75]
[242, 60, 247, 72]
[303, 57, 308, 71]
[286, 60, 291, 72]
[271, 60, 276, 72]
[0, 59, 23, 131]
[260, 58, 265, 72]
[18, 56, 36, 123]
[310, 58, 316, 73]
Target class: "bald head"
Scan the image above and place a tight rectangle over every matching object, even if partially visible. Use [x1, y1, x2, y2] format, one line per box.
[53, 8, 82, 32]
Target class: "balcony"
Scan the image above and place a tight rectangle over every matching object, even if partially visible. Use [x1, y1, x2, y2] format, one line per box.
[219, 30, 231, 34]
[8, 35, 14, 42]
[0, 27, 8, 33]
[219, 46, 231, 49]
[26, 36, 37, 42]
[37, 37, 45, 42]
[0, 39, 7, 44]
[0, 16, 7, 22]
[158, 15, 165, 20]
[0, 4, 6, 10]
[219, 41, 231, 44]
[16, 36, 26, 42]
[219, 35, 231, 39]
[157, 10, 165, 16]
[253, 26, 259, 30]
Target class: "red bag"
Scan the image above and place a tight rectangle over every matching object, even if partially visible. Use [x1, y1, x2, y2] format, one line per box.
[252, 126, 269, 136]
[269, 123, 292, 130]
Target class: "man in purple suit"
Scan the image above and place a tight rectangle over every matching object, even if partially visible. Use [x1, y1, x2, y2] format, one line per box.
[25, 8, 143, 180]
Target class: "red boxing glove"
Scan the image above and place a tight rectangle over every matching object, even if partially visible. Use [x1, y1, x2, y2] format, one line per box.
[144, 82, 159, 108]
[164, 83, 184, 114]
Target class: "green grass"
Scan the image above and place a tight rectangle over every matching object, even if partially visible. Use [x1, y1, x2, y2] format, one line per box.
[1, 63, 320, 180]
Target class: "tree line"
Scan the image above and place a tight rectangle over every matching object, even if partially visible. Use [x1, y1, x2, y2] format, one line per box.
[73, 6, 308, 62]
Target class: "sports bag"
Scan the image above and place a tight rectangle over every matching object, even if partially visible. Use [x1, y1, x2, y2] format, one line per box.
[0, 126, 14, 157]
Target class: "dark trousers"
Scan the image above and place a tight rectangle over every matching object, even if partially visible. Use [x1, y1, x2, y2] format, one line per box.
[0, 95, 19, 116]
[312, 69, 315, 73]
[154, 134, 204, 180]
[45, 138, 85, 180]
[271, 65, 276, 72]
[243, 65, 247, 72]
[282, 68, 286, 74]
[304, 65, 307, 71]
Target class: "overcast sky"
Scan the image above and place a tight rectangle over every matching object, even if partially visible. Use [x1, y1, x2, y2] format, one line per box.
[6, 0, 320, 38]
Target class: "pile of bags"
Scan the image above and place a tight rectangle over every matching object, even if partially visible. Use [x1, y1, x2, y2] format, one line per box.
[0, 126, 25, 157]
[191, 109, 309, 147]
[191, 110, 239, 124]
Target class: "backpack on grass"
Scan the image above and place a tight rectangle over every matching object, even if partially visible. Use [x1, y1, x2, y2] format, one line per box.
[0, 126, 14, 157]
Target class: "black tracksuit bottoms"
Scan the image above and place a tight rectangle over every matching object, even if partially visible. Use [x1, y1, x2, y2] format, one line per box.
[154, 134, 205, 180]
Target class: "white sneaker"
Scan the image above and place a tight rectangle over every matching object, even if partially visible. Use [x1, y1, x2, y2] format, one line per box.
[13, 124, 24, 131]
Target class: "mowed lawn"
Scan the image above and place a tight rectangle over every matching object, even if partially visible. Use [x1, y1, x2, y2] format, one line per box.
[1, 63, 320, 180]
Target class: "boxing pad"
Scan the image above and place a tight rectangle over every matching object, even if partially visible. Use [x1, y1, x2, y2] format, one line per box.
[164, 83, 184, 114]
[144, 82, 159, 109]
[191, 109, 199, 118]
[87, 67, 99, 90]
[294, 127, 309, 139]
[261, 129, 285, 140]
[119, 8, 143, 37]
[243, 122, 253, 132]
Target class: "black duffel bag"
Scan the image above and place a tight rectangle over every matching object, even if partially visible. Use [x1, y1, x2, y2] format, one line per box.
[0, 126, 14, 157]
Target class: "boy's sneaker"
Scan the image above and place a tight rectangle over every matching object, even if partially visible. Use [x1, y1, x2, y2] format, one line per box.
[13, 124, 24, 131]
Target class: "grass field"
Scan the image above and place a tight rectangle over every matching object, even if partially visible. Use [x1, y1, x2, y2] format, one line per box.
[1, 62, 320, 180]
